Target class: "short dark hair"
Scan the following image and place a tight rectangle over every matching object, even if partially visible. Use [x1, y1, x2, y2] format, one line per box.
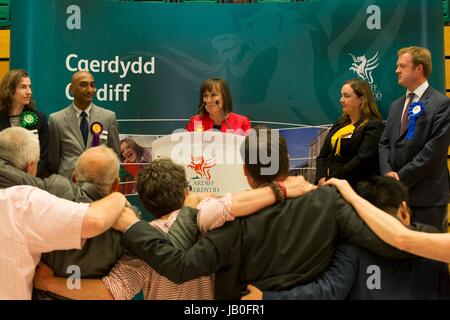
[198, 78, 233, 116]
[136, 159, 188, 218]
[356, 176, 409, 216]
[241, 127, 289, 185]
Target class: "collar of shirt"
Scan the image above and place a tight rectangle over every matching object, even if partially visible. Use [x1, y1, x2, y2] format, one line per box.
[73, 103, 92, 120]
[406, 80, 429, 102]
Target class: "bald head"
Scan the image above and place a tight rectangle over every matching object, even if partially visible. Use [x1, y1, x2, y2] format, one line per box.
[70, 71, 96, 109]
[71, 71, 93, 85]
[74, 145, 120, 196]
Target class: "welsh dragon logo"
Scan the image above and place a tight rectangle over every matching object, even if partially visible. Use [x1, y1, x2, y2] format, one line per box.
[188, 155, 216, 180]
[348, 52, 379, 84]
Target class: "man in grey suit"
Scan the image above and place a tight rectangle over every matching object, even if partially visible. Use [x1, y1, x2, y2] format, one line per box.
[379, 46, 450, 231]
[48, 71, 120, 178]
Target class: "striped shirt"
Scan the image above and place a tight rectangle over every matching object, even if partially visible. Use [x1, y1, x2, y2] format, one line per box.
[0, 186, 88, 300]
[102, 193, 235, 300]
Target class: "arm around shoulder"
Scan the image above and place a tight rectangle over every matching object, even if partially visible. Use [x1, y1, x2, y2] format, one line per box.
[120, 217, 238, 284]
[81, 192, 126, 239]
[395, 229, 450, 263]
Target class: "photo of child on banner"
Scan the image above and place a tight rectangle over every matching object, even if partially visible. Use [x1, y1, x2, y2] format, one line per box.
[119, 135, 156, 195]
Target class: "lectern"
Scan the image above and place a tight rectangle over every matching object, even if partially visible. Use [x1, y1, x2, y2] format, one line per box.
[152, 131, 250, 194]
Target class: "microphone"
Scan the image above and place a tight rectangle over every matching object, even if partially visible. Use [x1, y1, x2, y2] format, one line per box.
[216, 100, 231, 130]
[184, 102, 205, 130]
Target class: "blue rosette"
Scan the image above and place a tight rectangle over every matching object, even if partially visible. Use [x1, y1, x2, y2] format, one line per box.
[406, 101, 425, 141]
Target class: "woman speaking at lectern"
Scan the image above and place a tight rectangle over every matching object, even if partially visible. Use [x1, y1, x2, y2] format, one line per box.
[186, 78, 251, 134]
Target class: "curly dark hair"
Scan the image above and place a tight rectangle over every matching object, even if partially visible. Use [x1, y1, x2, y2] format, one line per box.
[0, 69, 35, 114]
[136, 158, 188, 217]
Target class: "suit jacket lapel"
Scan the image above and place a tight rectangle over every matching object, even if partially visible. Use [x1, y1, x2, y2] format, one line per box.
[0, 113, 11, 129]
[64, 105, 85, 148]
[420, 86, 432, 105]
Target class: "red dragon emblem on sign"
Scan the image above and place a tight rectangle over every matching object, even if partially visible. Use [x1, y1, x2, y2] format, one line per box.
[188, 156, 216, 180]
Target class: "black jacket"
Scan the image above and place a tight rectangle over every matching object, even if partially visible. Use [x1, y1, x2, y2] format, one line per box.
[0, 107, 49, 177]
[316, 118, 384, 187]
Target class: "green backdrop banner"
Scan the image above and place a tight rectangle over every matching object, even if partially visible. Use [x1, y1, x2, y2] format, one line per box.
[10, 0, 445, 134]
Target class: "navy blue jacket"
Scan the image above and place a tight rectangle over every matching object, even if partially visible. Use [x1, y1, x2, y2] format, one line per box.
[264, 240, 449, 300]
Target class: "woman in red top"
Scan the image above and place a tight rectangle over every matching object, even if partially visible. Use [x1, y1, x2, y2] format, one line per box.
[186, 78, 251, 134]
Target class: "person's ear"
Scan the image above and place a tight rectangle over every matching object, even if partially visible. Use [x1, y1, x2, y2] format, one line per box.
[415, 63, 423, 74]
[71, 171, 77, 183]
[25, 161, 37, 176]
[110, 177, 120, 193]
[398, 201, 410, 225]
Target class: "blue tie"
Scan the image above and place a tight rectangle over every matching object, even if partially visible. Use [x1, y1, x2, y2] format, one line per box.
[80, 111, 88, 146]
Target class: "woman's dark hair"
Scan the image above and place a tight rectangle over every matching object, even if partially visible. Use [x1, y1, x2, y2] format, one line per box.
[339, 79, 382, 127]
[0, 69, 35, 114]
[197, 78, 233, 116]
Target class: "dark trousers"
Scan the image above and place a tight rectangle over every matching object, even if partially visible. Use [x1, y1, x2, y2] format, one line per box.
[410, 205, 448, 232]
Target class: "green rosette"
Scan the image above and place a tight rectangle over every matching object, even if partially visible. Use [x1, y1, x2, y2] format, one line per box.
[21, 111, 38, 128]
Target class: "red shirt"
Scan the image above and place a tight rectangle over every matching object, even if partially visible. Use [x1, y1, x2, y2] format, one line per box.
[186, 112, 251, 135]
